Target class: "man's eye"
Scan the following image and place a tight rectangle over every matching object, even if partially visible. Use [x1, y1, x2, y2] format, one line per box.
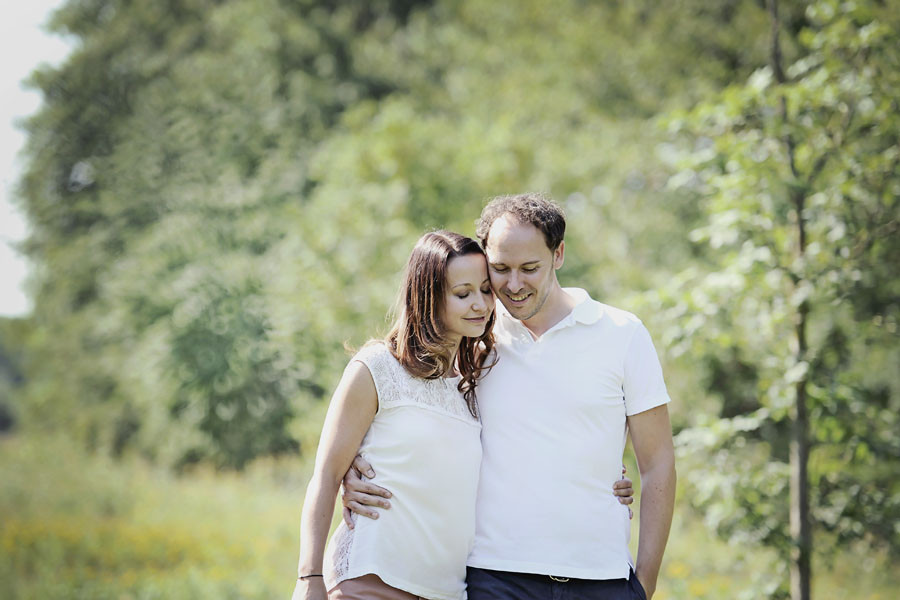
[492, 267, 508, 273]
[523, 267, 537, 273]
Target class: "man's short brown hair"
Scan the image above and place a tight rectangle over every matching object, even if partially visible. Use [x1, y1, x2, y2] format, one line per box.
[475, 192, 566, 252]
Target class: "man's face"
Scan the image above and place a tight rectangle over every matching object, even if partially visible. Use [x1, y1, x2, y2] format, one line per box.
[484, 214, 564, 322]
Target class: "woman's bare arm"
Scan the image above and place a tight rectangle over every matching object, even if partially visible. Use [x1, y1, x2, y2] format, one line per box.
[293, 362, 378, 599]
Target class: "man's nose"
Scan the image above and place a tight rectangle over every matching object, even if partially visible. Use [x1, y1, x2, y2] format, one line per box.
[508, 271, 522, 292]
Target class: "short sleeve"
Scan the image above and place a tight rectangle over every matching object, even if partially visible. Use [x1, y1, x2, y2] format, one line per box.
[622, 322, 671, 416]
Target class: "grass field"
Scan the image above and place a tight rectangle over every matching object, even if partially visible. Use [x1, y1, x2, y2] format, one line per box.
[1, 433, 896, 599]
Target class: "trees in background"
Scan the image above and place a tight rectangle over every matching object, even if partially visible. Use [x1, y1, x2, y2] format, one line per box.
[16, 0, 436, 467]
[13, 0, 769, 466]
[662, 0, 899, 597]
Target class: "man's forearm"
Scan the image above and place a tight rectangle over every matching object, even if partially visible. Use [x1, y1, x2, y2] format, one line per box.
[635, 459, 676, 596]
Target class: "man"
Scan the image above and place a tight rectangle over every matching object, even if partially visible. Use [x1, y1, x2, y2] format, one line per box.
[344, 193, 676, 599]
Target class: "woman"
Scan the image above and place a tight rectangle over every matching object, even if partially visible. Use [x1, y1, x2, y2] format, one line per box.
[292, 231, 630, 600]
[293, 230, 495, 600]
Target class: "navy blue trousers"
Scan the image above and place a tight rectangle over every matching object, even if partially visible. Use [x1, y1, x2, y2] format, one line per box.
[466, 567, 648, 600]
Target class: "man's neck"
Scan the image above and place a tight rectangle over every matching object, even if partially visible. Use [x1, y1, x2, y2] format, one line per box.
[520, 285, 577, 338]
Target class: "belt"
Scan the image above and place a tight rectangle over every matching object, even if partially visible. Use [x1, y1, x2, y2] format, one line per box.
[549, 575, 570, 582]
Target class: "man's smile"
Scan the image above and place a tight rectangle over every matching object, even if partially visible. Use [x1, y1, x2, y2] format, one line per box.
[505, 291, 532, 304]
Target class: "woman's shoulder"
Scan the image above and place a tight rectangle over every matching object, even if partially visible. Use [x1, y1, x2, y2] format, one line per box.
[350, 340, 401, 375]
[352, 339, 389, 361]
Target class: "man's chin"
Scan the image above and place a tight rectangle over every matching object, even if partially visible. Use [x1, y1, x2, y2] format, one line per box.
[501, 302, 535, 321]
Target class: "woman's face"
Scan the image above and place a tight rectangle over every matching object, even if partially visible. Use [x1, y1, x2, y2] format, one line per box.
[443, 253, 494, 343]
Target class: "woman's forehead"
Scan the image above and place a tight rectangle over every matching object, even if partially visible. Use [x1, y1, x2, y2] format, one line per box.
[447, 254, 488, 285]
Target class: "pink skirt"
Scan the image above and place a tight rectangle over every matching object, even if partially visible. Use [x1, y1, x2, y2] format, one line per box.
[329, 574, 423, 600]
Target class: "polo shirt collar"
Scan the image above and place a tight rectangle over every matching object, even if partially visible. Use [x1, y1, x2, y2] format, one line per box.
[566, 287, 604, 325]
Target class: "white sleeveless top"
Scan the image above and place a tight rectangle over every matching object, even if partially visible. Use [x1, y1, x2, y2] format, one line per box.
[323, 343, 482, 600]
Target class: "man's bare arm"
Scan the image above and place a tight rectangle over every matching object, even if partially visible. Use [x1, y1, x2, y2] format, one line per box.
[628, 404, 676, 599]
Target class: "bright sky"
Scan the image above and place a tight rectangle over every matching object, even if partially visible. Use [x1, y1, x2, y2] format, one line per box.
[0, 0, 73, 317]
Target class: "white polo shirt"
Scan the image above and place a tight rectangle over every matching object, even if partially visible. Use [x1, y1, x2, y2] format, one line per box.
[467, 288, 670, 580]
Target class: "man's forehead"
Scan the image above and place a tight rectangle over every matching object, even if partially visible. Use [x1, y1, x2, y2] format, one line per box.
[486, 216, 551, 258]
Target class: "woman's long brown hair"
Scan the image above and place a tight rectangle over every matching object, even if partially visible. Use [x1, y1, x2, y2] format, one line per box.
[385, 231, 496, 418]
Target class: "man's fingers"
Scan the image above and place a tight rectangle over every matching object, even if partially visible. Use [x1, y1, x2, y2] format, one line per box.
[343, 480, 392, 500]
[628, 506, 634, 520]
[614, 487, 635, 502]
[613, 476, 634, 489]
[613, 477, 634, 501]
[342, 506, 354, 529]
[341, 489, 392, 509]
[352, 454, 376, 479]
[343, 466, 363, 486]
[346, 500, 380, 520]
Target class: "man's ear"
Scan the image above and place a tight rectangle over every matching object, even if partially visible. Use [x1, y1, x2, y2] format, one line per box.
[553, 241, 565, 270]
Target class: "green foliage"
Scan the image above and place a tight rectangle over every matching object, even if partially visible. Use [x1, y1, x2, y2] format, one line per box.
[15, 0, 775, 467]
[16, 0, 437, 466]
[659, 0, 900, 586]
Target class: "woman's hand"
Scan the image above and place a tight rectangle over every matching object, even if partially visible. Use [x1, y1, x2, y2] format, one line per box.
[291, 576, 327, 600]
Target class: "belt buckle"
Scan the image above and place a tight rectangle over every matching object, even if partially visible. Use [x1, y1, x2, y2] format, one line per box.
[549, 575, 570, 583]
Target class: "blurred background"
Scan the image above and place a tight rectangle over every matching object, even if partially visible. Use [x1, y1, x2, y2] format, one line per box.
[0, 0, 897, 598]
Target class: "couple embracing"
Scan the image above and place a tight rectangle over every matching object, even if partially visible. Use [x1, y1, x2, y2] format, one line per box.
[293, 193, 676, 600]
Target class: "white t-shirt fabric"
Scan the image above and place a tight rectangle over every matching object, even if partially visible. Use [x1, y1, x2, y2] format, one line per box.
[467, 288, 671, 580]
[323, 343, 482, 600]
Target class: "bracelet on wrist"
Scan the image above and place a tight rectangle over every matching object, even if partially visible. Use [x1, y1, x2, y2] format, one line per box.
[298, 574, 323, 580]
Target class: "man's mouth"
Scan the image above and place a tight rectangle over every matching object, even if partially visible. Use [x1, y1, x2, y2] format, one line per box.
[506, 292, 531, 303]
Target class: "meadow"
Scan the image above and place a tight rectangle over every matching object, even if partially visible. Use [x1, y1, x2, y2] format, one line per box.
[2, 432, 896, 599]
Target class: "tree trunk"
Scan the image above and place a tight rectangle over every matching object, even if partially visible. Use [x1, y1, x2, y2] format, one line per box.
[791, 310, 811, 600]
[768, 1, 812, 598]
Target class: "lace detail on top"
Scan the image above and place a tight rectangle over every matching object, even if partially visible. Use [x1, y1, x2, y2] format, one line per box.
[353, 342, 478, 422]
[323, 516, 355, 590]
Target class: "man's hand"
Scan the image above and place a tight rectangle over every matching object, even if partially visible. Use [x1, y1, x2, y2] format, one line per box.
[614, 465, 635, 519]
[341, 454, 393, 528]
